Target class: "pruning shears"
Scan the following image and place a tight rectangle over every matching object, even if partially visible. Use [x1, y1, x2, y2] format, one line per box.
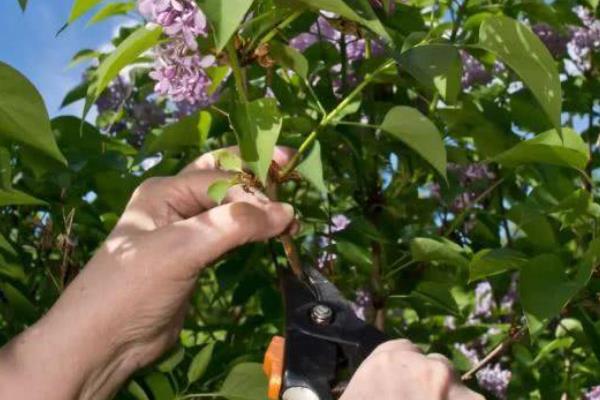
[262, 266, 387, 400]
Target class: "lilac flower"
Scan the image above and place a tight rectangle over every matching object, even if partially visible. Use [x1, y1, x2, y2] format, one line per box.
[444, 316, 456, 330]
[150, 39, 215, 104]
[460, 51, 492, 89]
[463, 164, 495, 182]
[456, 343, 479, 364]
[473, 281, 496, 319]
[566, 6, 600, 72]
[138, 0, 208, 50]
[331, 214, 351, 232]
[532, 23, 570, 58]
[351, 289, 372, 321]
[476, 364, 511, 399]
[500, 274, 518, 313]
[96, 77, 131, 113]
[290, 16, 384, 61]
[584, 386, 600, 399]
[370, 0, 396, 15]
[129, 99, 166, 147]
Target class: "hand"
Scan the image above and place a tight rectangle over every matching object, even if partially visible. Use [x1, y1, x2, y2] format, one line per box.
[341, 340, 484, 400]
[0, 147, 296, 400]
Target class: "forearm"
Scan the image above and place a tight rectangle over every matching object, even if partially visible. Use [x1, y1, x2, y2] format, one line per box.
[0, 267, 137, 400]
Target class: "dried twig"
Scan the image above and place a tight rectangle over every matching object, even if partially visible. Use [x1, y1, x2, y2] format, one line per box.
[461, 327, 526, 381]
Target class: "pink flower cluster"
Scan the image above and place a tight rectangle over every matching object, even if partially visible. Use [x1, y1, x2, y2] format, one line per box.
[138, 0, 207, 50]
[139, 0, 215, 105]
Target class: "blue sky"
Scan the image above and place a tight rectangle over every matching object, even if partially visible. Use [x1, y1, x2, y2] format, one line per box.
[0, 0, 133, 118]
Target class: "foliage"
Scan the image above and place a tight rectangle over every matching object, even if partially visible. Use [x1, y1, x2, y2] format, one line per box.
[2, 0, 600, 398]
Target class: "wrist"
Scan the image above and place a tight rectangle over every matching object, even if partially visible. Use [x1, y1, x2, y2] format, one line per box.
[0, 272, 141, 400]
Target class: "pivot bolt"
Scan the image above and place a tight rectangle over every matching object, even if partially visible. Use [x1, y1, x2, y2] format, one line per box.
[310, 304, 333, 325]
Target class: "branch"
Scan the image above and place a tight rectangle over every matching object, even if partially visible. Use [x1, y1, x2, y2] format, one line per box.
[461, 327, 526, 381]
[279, 58, 396, 178]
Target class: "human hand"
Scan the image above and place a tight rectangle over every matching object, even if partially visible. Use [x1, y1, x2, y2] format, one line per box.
[0, 147, 296, 400]
[341, 340, 484, 400]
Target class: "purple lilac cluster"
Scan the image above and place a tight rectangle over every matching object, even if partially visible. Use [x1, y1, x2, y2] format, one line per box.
[290, 16, 384, 61]
[585, 386, 600, 399]
[138, 0, 215, 105]
[531, 23, 570, 58]
[96, 77, 131, 113]
[567, 6, 600, 72]
[431, 163, 495, 213]
[500, 274, 518, 313]
[290, 15, 384, 95]
[475, 364, 512, 399]
[316, 214, 351, 269]
[150, 41, 215, 104]
[449, 280, 516, 399]
[455, 343, 511, 399]
[351, 289, 373, 321]
[460, 50, 492, 89]
[129, 99, 167, 146]
[138, 0, 207, 50]
[95, 78, 166, 147]
[473, 281, 496, 319]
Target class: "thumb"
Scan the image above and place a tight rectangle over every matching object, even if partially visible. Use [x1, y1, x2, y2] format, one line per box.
[152, 200, 295, 276]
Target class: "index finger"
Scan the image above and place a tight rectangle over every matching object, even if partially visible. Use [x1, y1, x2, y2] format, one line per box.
[180, 146, 296, 174]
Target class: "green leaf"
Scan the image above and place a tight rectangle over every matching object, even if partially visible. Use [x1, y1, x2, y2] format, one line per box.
[508, 204, 557, 251]
[218, 362, 269, 400]
[206, 65, 231, 95]
[90, 24, 162, 101]
[519, 254, 583, 334]
[493, 128, 588, 170]
[269, 41, 309, 80]
[398, 44, 462, 104]
[380, 106, 447, 179]
[199, 0, 256, 52]
[410, 237, 469, 269]
[0, 282, 37, 324]
[0, 232, 16, 257]
[68, 0, 103, 23]
[68, 49, 99, 69]
[61, 81, 89, 108]
[532, 337, 574, 365]
[87, 2, 135, 26]
[127, 380, 150, 400]
[146, 111, 212, 153]
[214, 150, 243, 172]
[144, 372, 174, 400]
[411, 281, 460, 315]
[469, 248, 527, 282]
[294, 0, 392, 44]
[208, 180, 236, 204]
[478, 16, 562, 133]
[0, 189, 46, 207]
[187, 342, 215, 385]
[229, 98, 282, 184]
[0, 62, 66, 164]
[297, 141, 327, 194]
[18, 0, 27, 12]
[336, 239, 372, 268]
[0, 147, 12, 190]
[157, 346, 185, 373]
[573, 306, 600, 365]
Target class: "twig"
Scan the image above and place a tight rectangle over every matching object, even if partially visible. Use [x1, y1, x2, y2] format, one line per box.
[461, 327, 526, 381]
[444, 177, 505, 237]
[279, 58, 396, 178]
